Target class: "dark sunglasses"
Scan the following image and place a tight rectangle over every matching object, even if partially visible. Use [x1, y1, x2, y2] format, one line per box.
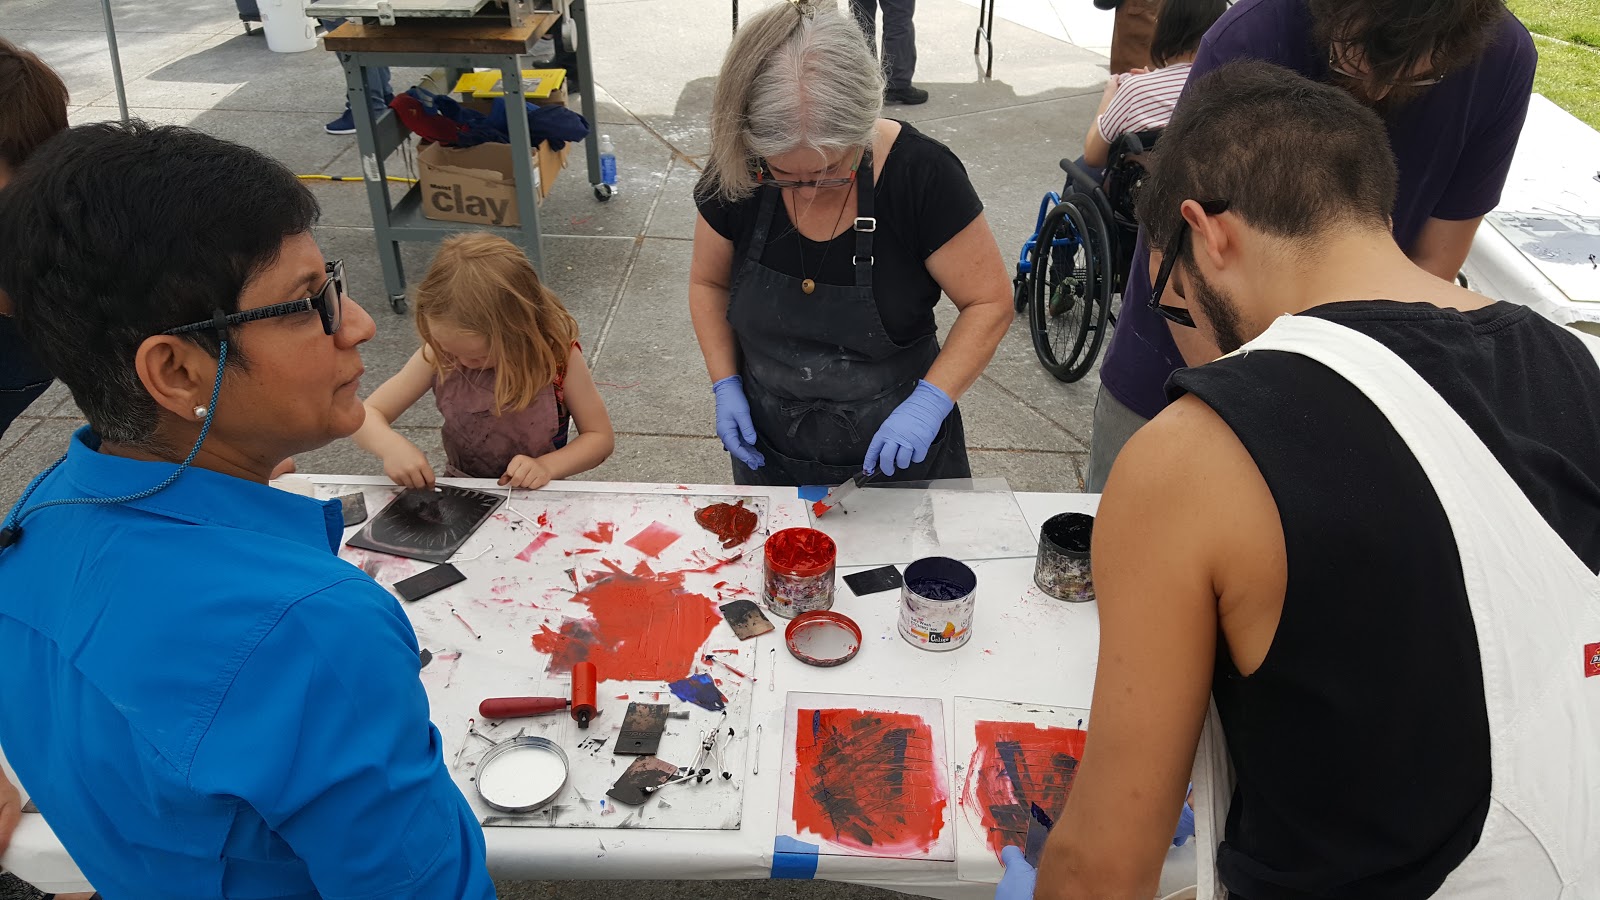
[1148, 200, 1229, 328]
[757, 152, 862, 190]
[164, 260, 345, 338]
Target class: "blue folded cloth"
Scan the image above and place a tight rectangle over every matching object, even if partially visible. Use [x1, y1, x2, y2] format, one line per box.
[400, 87, 592, 150]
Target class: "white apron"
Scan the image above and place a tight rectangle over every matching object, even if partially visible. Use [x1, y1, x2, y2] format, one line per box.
[1191, 315, 1600, 899]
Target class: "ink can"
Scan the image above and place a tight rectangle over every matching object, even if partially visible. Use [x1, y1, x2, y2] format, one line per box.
[764, 527, 837, 618]
[1034, 513, 1094, 602]
[898, 556, 977, 651]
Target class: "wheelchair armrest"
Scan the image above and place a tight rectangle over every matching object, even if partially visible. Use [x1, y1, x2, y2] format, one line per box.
[1059, 158, 1102, 194]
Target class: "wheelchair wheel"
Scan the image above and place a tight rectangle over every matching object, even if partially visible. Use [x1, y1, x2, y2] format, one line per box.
[1030, 200, 1098, 382]
[1066, 191, 1114, 379]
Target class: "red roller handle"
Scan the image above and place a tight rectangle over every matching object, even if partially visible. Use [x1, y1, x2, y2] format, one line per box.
[478, 696, 569, 719]
[571, 662, 598, 729]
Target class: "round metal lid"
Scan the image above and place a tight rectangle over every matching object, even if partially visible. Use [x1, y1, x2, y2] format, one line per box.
[785, 610, 863, 667]
[475, 735, 570, 813]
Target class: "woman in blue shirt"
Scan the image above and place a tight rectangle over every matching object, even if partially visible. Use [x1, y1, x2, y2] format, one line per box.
[0, 122, 494, 900]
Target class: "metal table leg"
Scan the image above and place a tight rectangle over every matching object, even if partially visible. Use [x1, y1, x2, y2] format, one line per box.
[342, 51, 408, 312]
[974, 0, 996, 78]
[99, 0, 130, 122]
[570, 0, 607, 200]
[501, 55, 546, 271]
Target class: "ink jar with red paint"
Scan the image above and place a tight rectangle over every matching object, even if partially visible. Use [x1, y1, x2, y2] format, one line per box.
[763, 527, 836, 618]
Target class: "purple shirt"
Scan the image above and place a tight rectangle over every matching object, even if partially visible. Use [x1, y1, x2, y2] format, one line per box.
[1098, 0, 1537, 420]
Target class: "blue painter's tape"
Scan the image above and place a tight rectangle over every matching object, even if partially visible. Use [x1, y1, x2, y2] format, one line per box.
[771, 835, 819, 879]
[797, 485, 829, 501]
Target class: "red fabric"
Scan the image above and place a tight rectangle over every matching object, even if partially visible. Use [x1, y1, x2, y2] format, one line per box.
[389, 94, 467, 146]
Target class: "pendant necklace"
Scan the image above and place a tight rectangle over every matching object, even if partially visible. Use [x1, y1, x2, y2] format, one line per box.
[794, 182, 854, 295]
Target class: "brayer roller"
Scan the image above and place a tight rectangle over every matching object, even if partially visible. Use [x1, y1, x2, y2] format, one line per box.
[479, 662, 598, 728]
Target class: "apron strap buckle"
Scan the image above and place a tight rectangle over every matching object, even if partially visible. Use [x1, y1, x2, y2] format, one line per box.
[854, 217, 877, 232]
[853, 255, 874, 266]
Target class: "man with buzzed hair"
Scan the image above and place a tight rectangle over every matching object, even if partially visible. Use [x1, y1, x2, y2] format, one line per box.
[999, 60, 1600, 900]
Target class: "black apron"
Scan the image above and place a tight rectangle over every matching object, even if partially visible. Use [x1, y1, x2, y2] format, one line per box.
[724, 155, 970, 487]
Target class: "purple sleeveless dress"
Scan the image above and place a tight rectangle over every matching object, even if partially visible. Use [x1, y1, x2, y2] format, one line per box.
[432, 363, 570, 479]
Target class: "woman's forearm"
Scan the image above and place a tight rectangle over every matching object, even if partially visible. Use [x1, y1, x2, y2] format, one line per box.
[922, 297, 1012, 401]
[689, 281, 740, 383]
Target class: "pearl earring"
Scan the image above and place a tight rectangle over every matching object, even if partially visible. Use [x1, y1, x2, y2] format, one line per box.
[193, 405, 209, 419]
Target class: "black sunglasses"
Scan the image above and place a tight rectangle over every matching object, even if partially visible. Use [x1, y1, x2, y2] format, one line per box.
[1148, 200, 1229, 328]
[164, 260, 345, 338]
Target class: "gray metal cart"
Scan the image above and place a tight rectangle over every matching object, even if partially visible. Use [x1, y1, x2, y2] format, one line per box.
[321, 0, 604, 313]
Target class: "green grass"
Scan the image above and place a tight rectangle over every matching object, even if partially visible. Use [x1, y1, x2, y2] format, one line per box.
[1508, 0, 1600, 48]
[1528, 36, 1600, 130]
[1507, 0, 1600, 130]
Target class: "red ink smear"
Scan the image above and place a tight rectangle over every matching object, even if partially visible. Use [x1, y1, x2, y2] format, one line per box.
[632, 560, 655, 578]
[583, 522, 616, 544]
[515, 532, 559, 561]
[615, 694, 630, 700]
[792, 708, 948, 854]
[684, 554, 741, 575]
[625, 522, 682, 558]
[767, 528, 835, 572]
[529, 572, 720, 682]
[570, 548, 600, 555]
[812, 500, 829, 518]
[695, 500, 758, 549]
[962, 720, 1086, 859]
[537, 512, 551, 527]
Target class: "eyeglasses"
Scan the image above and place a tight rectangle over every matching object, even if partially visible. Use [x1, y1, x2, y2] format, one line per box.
[758, 152, 862, 190]
[1327, 46, 1443, 88]
[164, 261, 345, 338]
[1148, 200, 1229, 329]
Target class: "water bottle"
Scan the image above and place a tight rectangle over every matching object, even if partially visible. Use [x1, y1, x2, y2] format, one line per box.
[599, 134, 618, 193]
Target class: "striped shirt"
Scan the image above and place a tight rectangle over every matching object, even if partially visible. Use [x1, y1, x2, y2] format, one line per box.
[1097, 62, 1193, 142]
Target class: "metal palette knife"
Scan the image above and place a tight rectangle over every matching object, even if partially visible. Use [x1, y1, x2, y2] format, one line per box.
[811, 471, 879, 518]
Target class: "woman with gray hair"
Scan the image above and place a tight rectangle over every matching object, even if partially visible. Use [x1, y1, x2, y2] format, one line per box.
[689, 0, 1011, 487]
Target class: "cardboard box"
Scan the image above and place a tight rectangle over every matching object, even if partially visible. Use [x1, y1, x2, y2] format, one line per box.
[417, 139, 571, 227]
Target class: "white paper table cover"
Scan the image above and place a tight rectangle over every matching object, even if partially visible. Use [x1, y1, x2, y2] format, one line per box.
[1, 479, 1198, 898]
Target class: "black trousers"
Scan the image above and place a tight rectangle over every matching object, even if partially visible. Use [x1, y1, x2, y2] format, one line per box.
[849, 0, 917, 89]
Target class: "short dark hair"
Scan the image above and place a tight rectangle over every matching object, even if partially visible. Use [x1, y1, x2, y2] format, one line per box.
[1310, 0, 1508, 87]
[0, 122, 319, 447]
[1149, 0, 1229, 69]
[0, 37, 70, 172]
[1136, 60, 1396, 254]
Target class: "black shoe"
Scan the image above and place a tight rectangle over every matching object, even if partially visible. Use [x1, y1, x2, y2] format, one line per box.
[884, 85, 929, 105]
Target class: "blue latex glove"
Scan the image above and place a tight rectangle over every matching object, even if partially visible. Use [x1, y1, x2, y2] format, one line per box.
[996, 845, 1038, 900]
[1173, 790, 1196, 847]
[865, 380, 955, 476]
[712, 375, 765, 470]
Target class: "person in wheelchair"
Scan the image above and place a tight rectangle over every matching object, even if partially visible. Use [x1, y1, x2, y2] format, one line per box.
[1080, 0, 1228, 182]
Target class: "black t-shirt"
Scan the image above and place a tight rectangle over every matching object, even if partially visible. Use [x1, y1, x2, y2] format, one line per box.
[694, 121, 984, 344]
[1169, 301, 1600, 900]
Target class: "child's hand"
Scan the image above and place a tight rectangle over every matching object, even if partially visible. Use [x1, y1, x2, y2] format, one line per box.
[382, 439, 436, 489]
[500, 455, 551, 490]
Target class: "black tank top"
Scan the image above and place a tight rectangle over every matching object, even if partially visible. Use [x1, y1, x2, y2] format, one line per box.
[1168, 301, 1600, 900]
